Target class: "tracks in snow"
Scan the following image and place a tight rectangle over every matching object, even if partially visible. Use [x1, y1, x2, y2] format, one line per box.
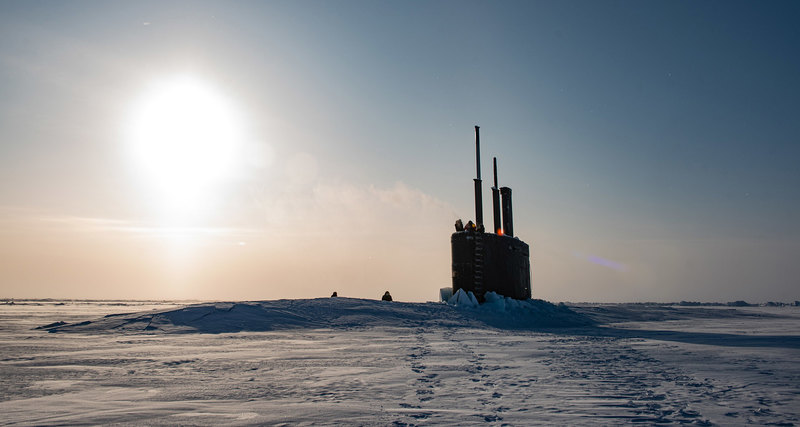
[390, 327, 742, 425]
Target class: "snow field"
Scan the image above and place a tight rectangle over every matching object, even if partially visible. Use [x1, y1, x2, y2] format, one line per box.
[0, 300, 798, 425]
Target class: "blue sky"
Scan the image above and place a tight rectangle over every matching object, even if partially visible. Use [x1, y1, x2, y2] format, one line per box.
[0, 1, 798, 302]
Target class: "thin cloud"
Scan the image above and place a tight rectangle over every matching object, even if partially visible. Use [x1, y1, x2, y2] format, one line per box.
[0, 207, 258, 237]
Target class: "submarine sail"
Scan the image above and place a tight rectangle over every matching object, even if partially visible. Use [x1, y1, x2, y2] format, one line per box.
[451, 126, 531, 302]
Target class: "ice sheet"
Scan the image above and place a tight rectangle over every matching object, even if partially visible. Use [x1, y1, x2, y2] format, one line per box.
[1, 299, 798, 425]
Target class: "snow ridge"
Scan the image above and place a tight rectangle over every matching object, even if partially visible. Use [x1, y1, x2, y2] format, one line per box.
[39, 294, 593, 334]
[448, 289, 594, 329]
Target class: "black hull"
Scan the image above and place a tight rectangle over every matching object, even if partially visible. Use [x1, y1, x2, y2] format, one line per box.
[451, 231, 531, 301]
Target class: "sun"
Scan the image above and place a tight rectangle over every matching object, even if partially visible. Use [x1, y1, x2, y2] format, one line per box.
[125, 75, 244, 220]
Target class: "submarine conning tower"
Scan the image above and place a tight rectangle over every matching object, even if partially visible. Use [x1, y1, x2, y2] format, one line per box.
[451, 126, 531, 302]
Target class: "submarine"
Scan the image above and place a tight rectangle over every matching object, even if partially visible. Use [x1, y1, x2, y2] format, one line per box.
[451, 126, 531, 302]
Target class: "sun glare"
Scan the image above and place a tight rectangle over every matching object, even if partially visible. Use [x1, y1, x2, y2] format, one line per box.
[126, 75, 244, 220]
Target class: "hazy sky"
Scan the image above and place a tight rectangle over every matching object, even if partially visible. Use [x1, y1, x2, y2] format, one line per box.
[1, 1, 798, 302]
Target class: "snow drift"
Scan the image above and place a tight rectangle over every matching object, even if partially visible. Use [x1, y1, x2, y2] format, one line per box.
[446, 289, 592, 329]
[39, 293, 593, 334]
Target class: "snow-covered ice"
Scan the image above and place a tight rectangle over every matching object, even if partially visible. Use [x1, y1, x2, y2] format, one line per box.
[1, 297, 798, 425]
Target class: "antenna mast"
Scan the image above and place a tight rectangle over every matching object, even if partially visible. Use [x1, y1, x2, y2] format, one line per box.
[474, 126, 483, 228]
[492, 157, 502, 234]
